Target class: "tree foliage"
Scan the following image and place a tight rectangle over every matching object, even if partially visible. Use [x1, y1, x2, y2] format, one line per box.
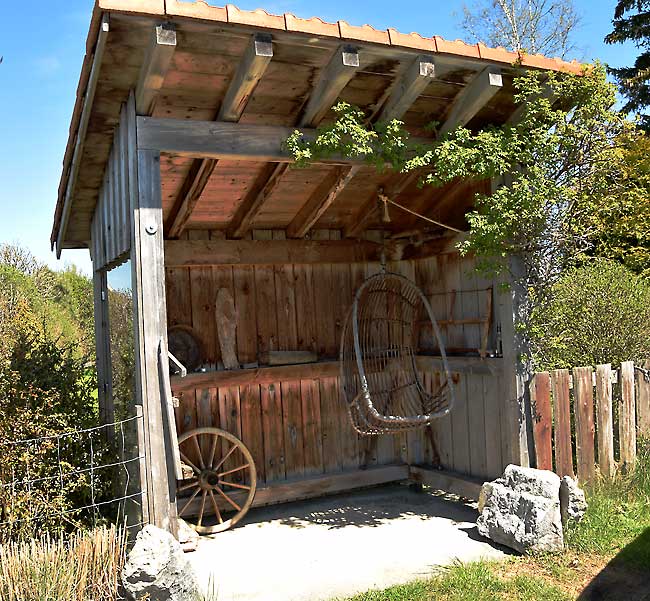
[459, 0, 581, 59]
[530, 260, 650, 369]
[606, 0, 650, 130]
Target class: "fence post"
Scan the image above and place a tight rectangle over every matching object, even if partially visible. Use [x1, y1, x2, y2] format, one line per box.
[636, 359, 650, 436]
[573, 366, 596, 484]
[620, 361, 637, 470]
[595, 364, 615, 478]
[551, 369, 574, 478]
[531, 372, 553, 471]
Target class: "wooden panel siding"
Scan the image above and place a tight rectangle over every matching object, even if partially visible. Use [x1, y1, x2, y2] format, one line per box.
[167, 239, 506, 484]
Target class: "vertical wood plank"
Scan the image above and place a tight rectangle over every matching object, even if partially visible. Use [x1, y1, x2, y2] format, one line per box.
[573, 366, 596, 484]
[636, 360, 650, 436]
[281, 381, 305, 478]
[595, 364, 615, 478]
[467, 374, 487, 478]
[253, 230, 277, 357]
[232, 265, 258, 364]
[320, 376, 342, 473]
[188, 230, 216, 364]
[294, 264, 317, 354]
[240, 384, 265, 483]
[272, 231, 298, 352]
[483, 373, 503, 477]
[301, 379, 324, 476]
[551, 369, 574, 478]
[261, 382, 285, 482]
[531, 372, 553, 471]
[620, 361, 637, 469]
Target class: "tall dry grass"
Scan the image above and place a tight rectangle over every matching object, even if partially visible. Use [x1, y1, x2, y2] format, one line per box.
[0, 525, 126, 601]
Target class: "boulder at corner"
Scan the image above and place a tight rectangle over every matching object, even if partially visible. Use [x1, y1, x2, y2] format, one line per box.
[122, 524, 201, 601]
[477, 464, 564, 554]
[559, 476, 588, 526]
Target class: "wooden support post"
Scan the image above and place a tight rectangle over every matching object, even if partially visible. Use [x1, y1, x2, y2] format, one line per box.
[136, 24, 177, 116]
[128, 92, 178, 536]
[551, 369, 574, 478]
[595, 363, 615, 478]
[620, 361, 636, 470]
[93, 268, 113, 428]
[438, 66, 503, 136]
[495, 254, 532, 468]
[378, 55, 436, 122]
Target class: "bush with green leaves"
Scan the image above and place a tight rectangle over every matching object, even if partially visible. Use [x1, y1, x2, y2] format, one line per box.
[530, 260, 650, 369]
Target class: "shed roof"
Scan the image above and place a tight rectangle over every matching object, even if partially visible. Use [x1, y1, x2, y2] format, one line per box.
[51, 0, 585, 254]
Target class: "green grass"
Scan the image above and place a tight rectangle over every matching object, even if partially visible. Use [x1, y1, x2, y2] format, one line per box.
[565, 437, 650, 569]
[342, 562, 570, 601]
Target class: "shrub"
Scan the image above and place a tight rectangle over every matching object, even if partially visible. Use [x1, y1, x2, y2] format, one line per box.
[530, 259, 650, 369]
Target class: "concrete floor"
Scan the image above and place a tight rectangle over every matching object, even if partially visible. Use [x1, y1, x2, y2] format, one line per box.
[188, 484, 508, 601]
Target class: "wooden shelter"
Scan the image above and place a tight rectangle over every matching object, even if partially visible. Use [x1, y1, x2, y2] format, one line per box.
[51, 0, 583, 535]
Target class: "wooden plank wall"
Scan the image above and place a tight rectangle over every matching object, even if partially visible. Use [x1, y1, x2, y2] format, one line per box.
[167, 231, 506, 486]
[90, 103, 132, 271]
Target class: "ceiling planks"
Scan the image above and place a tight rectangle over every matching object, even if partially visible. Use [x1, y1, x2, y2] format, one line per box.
[165, 33, 274, 237]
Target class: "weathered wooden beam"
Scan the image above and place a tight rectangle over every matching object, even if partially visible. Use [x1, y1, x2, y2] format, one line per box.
[56, 14, 110, 257]
[135, 23, 177, 116]
[164, 238, 388, 267]
[226, 163, 290, 239]
[300, 45, 361, 127]
[218, 33, 273, 122]
[378, 55, 436, 122]
[438, 67, 503, 136]
[166, 33, 274, 238]
[287, 166, 360, 239]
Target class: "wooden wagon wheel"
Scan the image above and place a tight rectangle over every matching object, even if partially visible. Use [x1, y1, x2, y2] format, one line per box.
[176, 427, 257, 534]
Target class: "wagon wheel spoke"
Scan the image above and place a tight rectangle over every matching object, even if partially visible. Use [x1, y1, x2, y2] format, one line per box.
[217, 464, 250, 478]
[192, 436, 206, 470]
[179, 487, 201, 517]
[179, 452, 201, 476]
[208, 490, 223, 524]
[219, 480, 251, 491]
[213, 444, 237, 473]
[197, 490, 208, 527]
[214, 484, 242, 512]
[178, 479, 200, 493]
[208, 433, 219, 469]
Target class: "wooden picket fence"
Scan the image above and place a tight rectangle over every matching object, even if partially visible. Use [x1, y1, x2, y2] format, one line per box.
[530, 361, 650, 483]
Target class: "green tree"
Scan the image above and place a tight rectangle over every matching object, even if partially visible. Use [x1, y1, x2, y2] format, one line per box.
[605, 0, 650, 130]
[530, 260, 650, 368]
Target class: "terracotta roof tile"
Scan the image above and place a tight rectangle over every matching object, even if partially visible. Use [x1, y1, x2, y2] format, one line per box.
[434, 37, 481, 59]
[338, 21, 390, 45]
[165, 0, 227, 21]
[284, 13, 339, 37]
[96, 0, 165, 15]
[386, 28, 436, 52]
[226, 4, 285, 29]
[476, 43, 518, 65]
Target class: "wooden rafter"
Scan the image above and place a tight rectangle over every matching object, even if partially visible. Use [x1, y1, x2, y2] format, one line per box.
[135, 24, 177, 116]
[438, 66, 503, 136]
[55, 14, 110, 257]
[286, 165, 360, 239]
[225, 44, 361, 239]
[166, 33, 274, 238]
[378, 55, 436, 122]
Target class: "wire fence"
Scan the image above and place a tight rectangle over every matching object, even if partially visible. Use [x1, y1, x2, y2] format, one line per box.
[0, 414, 146, 540]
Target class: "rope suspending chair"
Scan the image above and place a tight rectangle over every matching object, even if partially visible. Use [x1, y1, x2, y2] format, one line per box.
[339, 193, 456, 435]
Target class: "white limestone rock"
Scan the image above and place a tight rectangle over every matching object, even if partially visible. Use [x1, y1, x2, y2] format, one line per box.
[477, 465, 564, 554]
[559, 476, 588, 526]
[122, 524, 201, 601]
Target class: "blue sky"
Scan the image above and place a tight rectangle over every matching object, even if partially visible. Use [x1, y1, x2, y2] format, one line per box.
[0, 0, 639, 277]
